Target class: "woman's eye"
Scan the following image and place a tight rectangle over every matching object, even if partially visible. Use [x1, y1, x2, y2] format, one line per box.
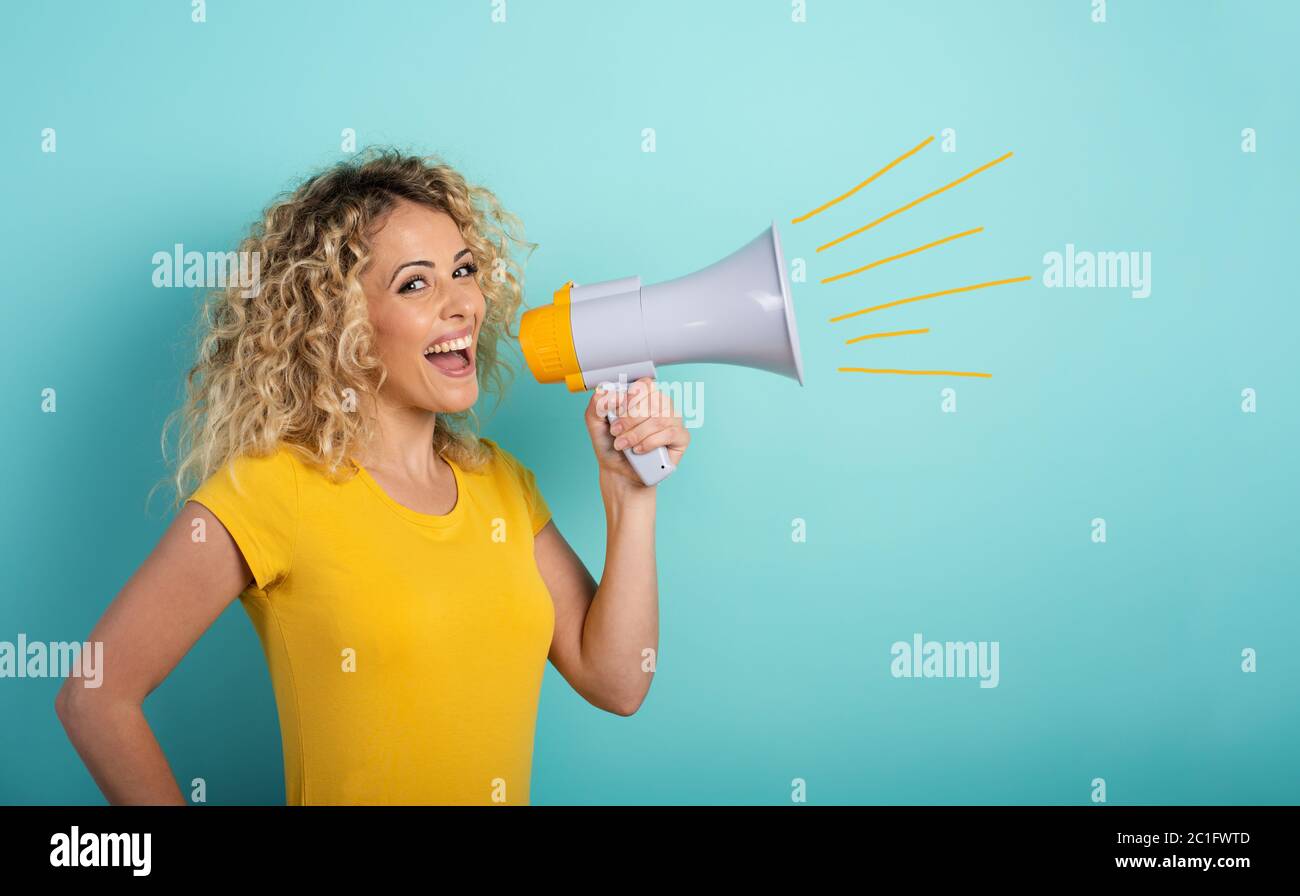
[400, 262, 476, 292]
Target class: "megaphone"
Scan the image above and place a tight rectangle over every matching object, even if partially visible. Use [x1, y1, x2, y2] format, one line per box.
[520, 221, 805, 486]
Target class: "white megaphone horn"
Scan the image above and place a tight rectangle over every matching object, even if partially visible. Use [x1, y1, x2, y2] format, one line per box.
[520, 221, 805, 486]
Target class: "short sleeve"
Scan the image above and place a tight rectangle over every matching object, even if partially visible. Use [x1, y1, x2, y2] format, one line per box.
[185, 447, 300, 591]
[485, 439, 552, 537]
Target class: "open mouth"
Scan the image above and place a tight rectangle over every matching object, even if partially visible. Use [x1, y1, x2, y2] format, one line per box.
[423, 334, 475, 377]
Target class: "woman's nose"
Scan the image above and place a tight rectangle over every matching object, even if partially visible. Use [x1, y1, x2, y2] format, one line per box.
[442, 282, 477, 316]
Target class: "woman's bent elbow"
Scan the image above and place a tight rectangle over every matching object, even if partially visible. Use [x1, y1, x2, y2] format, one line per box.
[54, 675, 112, 730]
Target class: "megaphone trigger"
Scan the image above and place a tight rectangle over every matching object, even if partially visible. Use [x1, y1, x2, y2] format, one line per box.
[598, 379, 677, 487]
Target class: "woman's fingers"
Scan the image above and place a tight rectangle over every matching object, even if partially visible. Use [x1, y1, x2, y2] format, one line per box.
[596, 380, 651, 423]
[609, 380, 678, 438]
[597, 377, 690, 449]
[619, 378, 671, 417]
[590, 376, 691, 469]
[622, 420, 689, 456]
[611, 413, 672, 451]
[592, 379, 635, 418]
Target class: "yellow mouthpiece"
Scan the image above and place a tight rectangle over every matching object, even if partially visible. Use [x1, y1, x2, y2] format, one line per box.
[519, 280, 587, 392]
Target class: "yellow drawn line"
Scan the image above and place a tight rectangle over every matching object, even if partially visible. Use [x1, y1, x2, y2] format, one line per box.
[816, 152, 1014, 252]
[829, 275, 1031, 323]
[822, 227, 984, 284]
[791, 136, 934, 225]
[845, 327, 930, 345]
[839, 367, 992, 378]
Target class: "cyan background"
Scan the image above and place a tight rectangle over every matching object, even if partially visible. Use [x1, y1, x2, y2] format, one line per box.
[1, 0, 1295, 805]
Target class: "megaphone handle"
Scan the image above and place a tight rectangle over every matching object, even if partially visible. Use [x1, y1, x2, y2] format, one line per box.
[598, 379, 677, 487]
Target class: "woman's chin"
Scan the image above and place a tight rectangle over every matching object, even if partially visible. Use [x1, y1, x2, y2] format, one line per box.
[431, 384, 478, 414]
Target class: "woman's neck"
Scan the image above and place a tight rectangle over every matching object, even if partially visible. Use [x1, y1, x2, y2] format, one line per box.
[354, 401, 442, 480]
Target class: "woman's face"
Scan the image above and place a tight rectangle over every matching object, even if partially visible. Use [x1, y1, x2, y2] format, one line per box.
[360, 199, 485, 415]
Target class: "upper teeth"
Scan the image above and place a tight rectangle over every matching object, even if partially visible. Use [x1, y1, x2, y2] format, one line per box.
[425, 335, 472, 355]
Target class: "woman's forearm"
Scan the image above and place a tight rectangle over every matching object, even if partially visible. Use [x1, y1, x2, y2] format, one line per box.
[579, 472, 660, 714]
[56, 688, 188, 805]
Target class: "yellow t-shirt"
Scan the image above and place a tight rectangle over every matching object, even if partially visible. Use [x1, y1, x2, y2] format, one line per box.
[186, 436, 555, 806]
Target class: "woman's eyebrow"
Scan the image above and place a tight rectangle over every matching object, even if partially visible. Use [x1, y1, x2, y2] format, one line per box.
[388, 248, 472, 286]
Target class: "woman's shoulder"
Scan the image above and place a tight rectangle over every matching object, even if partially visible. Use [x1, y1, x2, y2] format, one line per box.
[186, 443, 301, 592]
[470, 436, 545, 493]
[476, 436, 504, 461]
[191, 442, 302, 501]
[473, 436, 529, 478]
[233, 442, 310, 478]
[471, 437, 550, 534]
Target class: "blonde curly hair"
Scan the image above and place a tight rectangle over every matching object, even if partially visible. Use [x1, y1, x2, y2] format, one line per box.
[155, 146, 537, 512]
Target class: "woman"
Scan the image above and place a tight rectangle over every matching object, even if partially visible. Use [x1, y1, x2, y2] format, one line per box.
[54, 147, 690, 806]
